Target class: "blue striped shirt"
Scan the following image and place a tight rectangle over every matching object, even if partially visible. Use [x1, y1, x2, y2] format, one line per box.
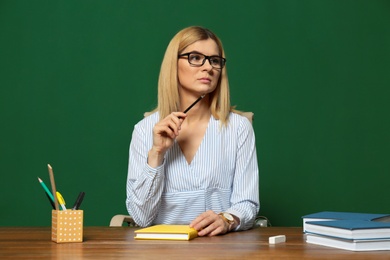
[126, 112, 260, 230]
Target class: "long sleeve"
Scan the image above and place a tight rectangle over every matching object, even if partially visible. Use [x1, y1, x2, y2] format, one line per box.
[227, 117, 260, 230]
[125, 112, 260, 229]
[125, 115, 165, 227]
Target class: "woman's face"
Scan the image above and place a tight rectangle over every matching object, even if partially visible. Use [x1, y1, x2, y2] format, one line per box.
[177, 38, 222, 97]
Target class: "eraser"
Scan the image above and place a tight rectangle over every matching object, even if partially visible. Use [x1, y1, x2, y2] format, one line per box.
[269, 235, 286, 244]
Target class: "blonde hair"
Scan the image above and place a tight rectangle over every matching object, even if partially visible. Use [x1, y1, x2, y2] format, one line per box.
[148, 26, 235, 126]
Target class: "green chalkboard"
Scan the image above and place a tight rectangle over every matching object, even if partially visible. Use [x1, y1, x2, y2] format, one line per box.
[1, 0, 389, 227]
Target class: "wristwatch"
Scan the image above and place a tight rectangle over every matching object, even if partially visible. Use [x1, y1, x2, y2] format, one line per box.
[219, 212, 235, 225]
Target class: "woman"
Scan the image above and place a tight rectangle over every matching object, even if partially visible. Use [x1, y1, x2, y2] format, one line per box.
[126, 26, 259, 236]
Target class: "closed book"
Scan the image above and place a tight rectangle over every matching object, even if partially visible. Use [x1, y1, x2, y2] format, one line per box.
[305, 220, 390, 240]
[302, 211, 390, 231]
[306, 234, 390, 251]
[134, 225, 198, 241]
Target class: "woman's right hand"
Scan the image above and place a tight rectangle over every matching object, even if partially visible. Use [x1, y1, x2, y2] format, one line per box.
[147, 112, 187, 167]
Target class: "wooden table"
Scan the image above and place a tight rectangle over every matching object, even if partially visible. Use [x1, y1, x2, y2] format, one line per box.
[0, 227, 389, 259]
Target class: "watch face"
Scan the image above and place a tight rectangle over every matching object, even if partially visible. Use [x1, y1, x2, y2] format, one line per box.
[223, 213, 234, 222]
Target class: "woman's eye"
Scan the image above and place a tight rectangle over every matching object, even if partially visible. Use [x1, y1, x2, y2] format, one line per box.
[210, 57, 221, 65]
[190, 54, 203, 62]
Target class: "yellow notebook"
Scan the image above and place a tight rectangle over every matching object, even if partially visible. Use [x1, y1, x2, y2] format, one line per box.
[134, 225, 198, 241]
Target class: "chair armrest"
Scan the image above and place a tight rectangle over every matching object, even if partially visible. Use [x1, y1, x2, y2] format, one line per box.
[109, 214, 137, 227]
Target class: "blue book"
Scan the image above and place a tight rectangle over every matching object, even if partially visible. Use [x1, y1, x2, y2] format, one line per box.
[304, 219, 390, 240]
[303, 211, 390, 222]
[302, 211, 390, 231]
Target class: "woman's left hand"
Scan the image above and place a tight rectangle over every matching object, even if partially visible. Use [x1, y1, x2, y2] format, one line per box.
[189, 210, 230, 236]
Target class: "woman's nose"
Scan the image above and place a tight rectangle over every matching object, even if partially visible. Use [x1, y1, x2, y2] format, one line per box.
[202, 59, 213, 70]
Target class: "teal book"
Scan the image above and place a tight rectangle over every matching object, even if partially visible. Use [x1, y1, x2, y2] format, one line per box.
[302, 211, 390, 222]
[302, 211, 390, 231]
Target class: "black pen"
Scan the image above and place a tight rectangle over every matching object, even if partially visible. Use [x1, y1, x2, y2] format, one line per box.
[45, 192, 56, 209]
[72, 192, 85, 210]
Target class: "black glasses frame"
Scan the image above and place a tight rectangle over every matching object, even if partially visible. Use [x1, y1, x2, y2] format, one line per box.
[178, 52, 226, 69]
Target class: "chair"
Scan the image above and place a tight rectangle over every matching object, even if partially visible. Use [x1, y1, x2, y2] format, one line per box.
[241, 111, 254, 124]
[109, 214, 137, 227]
[109, 214, 270, 227]
[143, 111, 254, 123]
[110, 111, 264, 227]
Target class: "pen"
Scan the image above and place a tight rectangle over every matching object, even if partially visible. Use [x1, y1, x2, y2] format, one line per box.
[56, 191, 67, 210]
[37, 177, 55, 202]
[45, 192, 56, 209]
[72, 192, 85, 210]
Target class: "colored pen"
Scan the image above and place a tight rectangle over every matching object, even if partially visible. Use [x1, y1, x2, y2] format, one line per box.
[72, 192, 85, 210]
[56, 191, 67, 210]
[45, 192, 56, 209]
[37, 177, 55, 202]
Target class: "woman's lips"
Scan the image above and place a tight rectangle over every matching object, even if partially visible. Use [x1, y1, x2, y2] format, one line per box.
[199, 78, 211, 83]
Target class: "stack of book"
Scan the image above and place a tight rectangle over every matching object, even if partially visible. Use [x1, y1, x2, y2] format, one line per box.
[302, 211, 390, 251]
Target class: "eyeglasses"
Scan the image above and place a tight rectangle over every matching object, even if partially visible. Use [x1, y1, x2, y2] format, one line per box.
[178, 52, 226, 69]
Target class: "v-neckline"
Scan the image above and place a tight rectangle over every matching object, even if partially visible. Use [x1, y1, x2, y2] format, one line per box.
[176, 116, 212, 166]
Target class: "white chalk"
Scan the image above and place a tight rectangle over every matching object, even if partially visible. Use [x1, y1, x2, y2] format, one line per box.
[269, 235, 286, 244]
